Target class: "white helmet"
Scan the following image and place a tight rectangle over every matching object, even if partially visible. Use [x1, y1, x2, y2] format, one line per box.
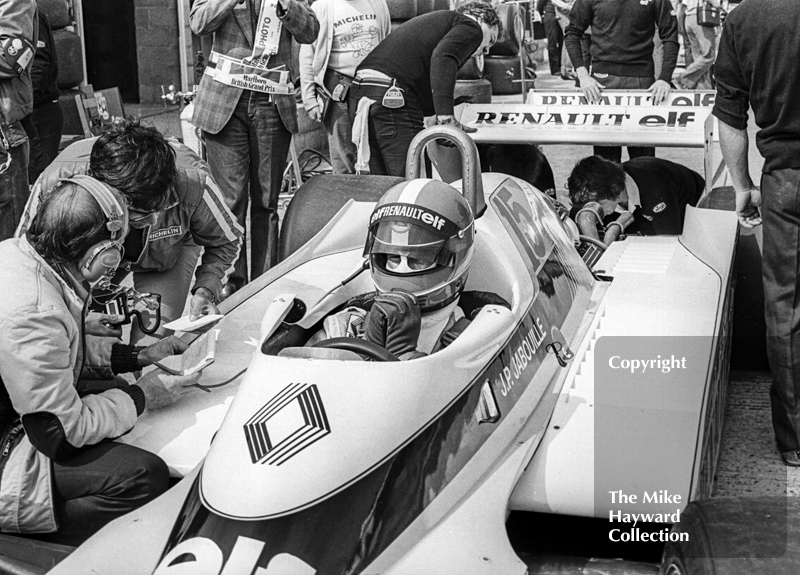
[364, 179, 475, 312]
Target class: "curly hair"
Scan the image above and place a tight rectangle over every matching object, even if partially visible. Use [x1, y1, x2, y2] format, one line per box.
[567, 156, 627, 206]
[28, 181, 113, 266]
[456, 1, 503, 37]
[89, 119, 178, 212]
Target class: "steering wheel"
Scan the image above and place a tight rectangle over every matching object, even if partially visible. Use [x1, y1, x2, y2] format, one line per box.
[577, 235, 607, 268]
[312, 337, 399, 362]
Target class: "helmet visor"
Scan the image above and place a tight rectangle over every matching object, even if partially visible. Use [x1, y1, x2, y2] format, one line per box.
[366, 221, 454, 268]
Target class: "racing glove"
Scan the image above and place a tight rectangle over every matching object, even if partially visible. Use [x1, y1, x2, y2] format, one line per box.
[364, 291, 423, 360]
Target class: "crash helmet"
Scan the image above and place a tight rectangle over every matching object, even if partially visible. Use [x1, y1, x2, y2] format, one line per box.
[364, 178, 475, 312]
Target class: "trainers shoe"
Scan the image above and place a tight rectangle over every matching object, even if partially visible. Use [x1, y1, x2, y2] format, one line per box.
[781, 450, 800, 467]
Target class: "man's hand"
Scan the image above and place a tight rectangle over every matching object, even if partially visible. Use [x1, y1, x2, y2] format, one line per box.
[308, 103, 323, 122]
[136, 369, 200, 410]
[85, 313, 124, 338]
[364, 291, 421, 359]
[138, 335, 189, 368]
[436, 114, 477, 134]
[576, 68, 602, 103]
[648, 79, 671, 105]
[189, 287, 219, 321]
[735, 187, 763, 228]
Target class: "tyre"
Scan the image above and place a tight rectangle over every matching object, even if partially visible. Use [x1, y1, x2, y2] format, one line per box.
[416, 0, 435, 15]
[37, 0, 70, 29]
[454, 79, 492, 104]
[478, 144, 555, 196]
[489, 3, 523, 57]
[483, 55, 521, 95]
[386, 0, 417, 20]
[457, 54, 484, 80]
[390, 20, 405, 35]
[53, 29, 83, 90]
[660, 497, 800, 575]
[279, 174, 404, 262]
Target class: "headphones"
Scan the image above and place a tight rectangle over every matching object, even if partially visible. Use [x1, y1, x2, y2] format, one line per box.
[62, 175, 129, 281]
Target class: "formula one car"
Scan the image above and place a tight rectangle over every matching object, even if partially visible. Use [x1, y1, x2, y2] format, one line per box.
[9, 123, 737, 575]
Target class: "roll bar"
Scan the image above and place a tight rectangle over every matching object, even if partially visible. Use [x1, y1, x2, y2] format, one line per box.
[405, 125, 485, 217]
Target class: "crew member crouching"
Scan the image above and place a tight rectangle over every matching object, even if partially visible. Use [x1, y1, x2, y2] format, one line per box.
[0, 177, 200, 545]
[568, 155, 704, 245]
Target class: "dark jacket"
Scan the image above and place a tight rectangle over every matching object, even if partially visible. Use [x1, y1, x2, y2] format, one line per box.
[623, 157, 703, 235]
[31, 11, 59, 107]
[356, 11, 483, 117]
[17, 138, 244, 301]
[712, 0, 800, 172]
[564, 0, 678, 82]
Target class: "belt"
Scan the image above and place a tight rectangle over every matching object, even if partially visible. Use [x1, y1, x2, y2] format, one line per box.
[351, 72, 403, 101]
[323, 68, 353, 93]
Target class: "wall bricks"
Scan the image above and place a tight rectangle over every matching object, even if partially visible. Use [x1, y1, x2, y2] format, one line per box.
[135, 3, 181, 103]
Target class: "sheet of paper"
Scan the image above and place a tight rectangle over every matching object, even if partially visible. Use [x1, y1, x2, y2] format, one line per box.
[163, 314, 224, 333]
[156, 329, 219, 376]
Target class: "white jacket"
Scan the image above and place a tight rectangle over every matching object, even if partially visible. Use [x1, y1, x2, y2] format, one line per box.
[0, 237, 139, 533]
[298, 0, 391, 112]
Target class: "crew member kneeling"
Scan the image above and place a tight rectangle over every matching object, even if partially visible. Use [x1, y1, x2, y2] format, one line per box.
[568, 155, 704, 245]
[0, 177, 199, 545]
[309, 179, 507, 357]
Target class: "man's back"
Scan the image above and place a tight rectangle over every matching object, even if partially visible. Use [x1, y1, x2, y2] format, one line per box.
[712, 0, 800, 171]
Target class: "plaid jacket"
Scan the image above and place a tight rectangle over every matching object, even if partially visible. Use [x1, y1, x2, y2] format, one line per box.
[190, 0, 319, 134]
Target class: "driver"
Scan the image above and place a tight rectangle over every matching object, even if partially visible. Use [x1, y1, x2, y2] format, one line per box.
[309, 178, 506, 359]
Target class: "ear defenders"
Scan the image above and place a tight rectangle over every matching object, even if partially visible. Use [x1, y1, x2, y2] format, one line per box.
[63, 174, 127, 241]
[61, 175, 129, 282]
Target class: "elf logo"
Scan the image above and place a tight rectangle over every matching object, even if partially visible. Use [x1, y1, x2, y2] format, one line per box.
[154, 536, 316, 575]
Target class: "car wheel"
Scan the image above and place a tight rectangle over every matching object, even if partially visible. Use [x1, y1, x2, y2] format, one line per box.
[278, 174, 404, 262]
[457, 54, 484, 80]
[660, 497, 800, 575]
[478, 143, 555, 196]
[454, 79, 492, 104]
[489, 3, 524, 57]
[386, 0, 417, 20]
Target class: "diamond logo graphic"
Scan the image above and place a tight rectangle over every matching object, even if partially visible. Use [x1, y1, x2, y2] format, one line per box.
[243, 383, 330, 465]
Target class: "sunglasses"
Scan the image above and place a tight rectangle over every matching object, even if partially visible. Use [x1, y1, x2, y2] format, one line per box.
[128, 190, 179, 223]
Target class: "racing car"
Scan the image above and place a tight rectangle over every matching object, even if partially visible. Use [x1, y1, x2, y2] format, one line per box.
[0, 117, 738, 574]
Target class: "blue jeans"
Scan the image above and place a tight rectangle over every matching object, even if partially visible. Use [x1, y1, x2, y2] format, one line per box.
[0, 141, 30, 242]
[362, 90, 424, 177]
[204, 91, 291, 287]
[762, 168, 800, 452]
[591, 73, 656, 162]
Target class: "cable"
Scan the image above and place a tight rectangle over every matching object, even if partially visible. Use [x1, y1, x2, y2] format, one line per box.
[189, 367, 247, 393]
